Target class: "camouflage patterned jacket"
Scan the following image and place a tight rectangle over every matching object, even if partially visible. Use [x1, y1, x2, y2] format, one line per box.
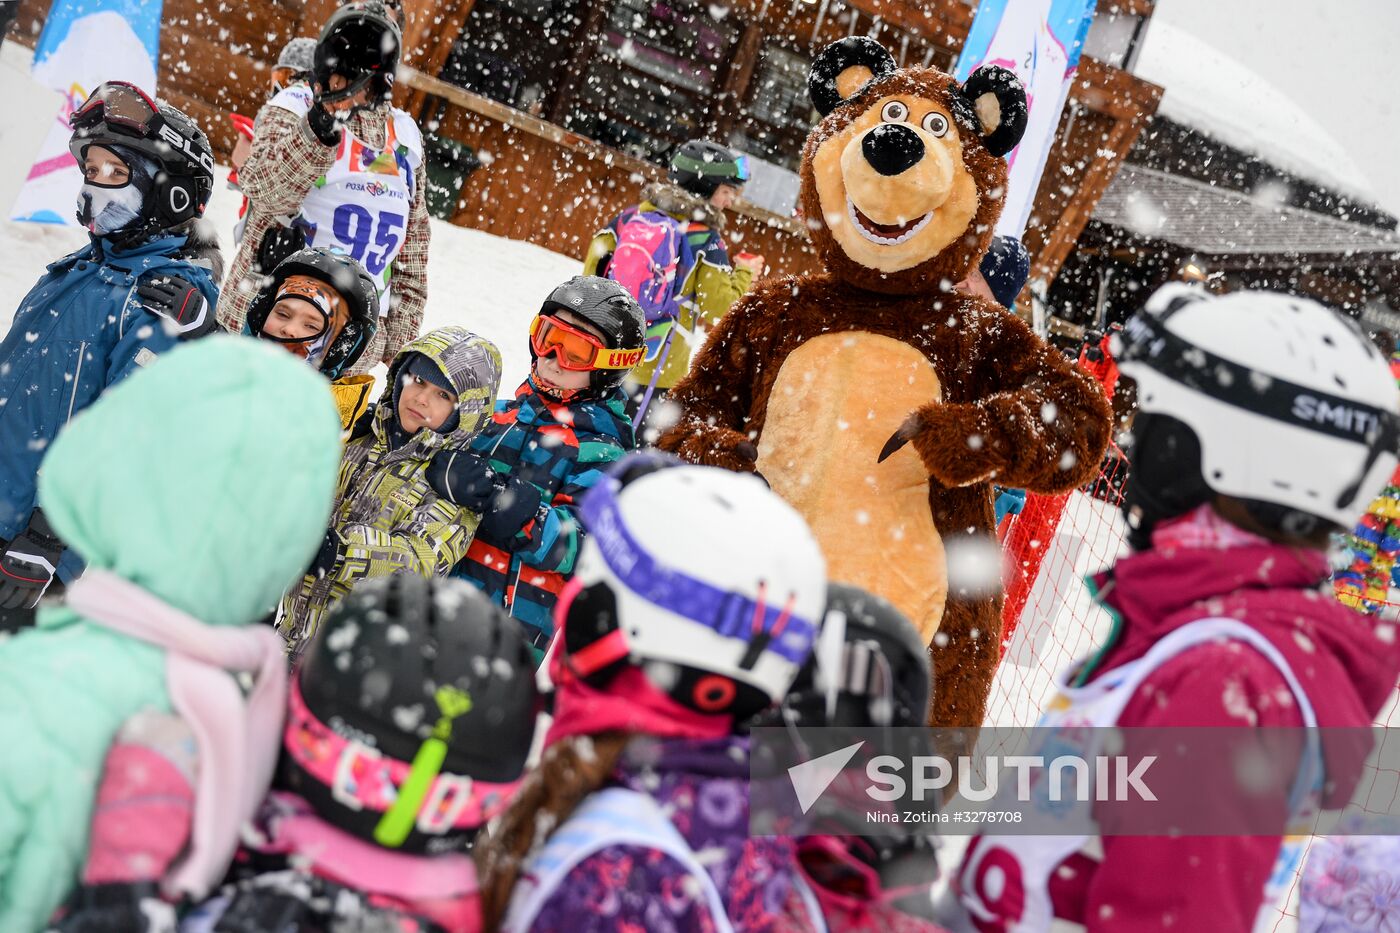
[279, 327, 502, 652]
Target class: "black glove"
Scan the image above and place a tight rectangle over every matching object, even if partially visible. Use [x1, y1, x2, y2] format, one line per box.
[479, 473, 543, 542]
[255, 222, 306, 277]
[306, 99, 342, 147]
[0, 509, 63, 610]
[135, 275, 214, 339]
[427, 449, 498, 511]
[308, 530, 340, 578]
[47, 881, 176, 932]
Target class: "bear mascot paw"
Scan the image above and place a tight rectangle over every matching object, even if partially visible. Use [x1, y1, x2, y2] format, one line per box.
[659, 36, 1112, 729]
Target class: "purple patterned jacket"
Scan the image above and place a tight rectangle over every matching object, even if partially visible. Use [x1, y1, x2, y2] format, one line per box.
[529, 735, 818, 933]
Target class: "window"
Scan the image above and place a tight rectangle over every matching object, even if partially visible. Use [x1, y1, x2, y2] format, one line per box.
[562, 0, 740, 163]
[727, 44, 814, 174]
[442, 0, 584, 111]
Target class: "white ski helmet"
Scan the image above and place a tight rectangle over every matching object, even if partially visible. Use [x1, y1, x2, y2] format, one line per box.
[560, 454, 828, 719]
[1113, 284, 1400, 546]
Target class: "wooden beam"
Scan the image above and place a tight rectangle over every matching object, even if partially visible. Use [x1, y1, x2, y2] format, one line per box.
[710, 20, 765, 139]
[546, 0, 613, 125]
[399, 0, 478, 119]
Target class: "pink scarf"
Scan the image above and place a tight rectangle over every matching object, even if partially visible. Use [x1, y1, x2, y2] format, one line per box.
[65, 569, 289, 900]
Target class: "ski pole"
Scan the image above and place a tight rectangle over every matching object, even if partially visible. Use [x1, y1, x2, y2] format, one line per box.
[635, 323, 678, 428]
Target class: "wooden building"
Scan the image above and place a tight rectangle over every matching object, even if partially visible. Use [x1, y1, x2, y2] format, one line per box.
[12, 0, 1162, 288]
[1044, 19, 1400, 340]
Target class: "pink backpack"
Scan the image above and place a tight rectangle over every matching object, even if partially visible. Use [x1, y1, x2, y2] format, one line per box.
[606, 207, 688, 326]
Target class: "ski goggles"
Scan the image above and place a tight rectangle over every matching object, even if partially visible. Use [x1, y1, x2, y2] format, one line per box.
[71, 81, 161, 137]
[530, 313, 644, 372]
[575, 467, 818, 672]
[671, 151, 751, 184]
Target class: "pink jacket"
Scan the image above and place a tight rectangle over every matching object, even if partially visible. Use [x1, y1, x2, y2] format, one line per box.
[1027, 518, 1399, 932]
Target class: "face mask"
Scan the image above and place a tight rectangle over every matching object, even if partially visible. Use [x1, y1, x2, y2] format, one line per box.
[76, 181, 145, 235]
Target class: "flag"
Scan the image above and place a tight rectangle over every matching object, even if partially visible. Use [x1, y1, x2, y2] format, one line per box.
[11, 0, 163, 224]
[955, 0, 1097, 239]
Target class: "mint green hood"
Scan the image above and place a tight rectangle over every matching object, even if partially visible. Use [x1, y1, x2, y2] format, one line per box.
[0, 338, 341, 930]
[40, 336, 342, 625]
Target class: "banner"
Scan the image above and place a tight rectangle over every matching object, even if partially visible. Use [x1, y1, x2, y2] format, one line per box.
[955, 0, 1097, 239]
[11, 0, 163, 225]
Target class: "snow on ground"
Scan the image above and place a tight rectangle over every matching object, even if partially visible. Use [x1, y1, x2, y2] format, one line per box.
[0, 40, 579, 394]
[1135, 19, 1379, 207]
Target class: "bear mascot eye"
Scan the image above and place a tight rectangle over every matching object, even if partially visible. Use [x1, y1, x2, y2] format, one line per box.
[921, 112, 949, 137]
[880, 100, 910, 123]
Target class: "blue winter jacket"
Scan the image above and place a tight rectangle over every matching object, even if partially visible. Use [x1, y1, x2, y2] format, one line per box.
[0, 233, 220, 577]
[450, 379, 635, 658]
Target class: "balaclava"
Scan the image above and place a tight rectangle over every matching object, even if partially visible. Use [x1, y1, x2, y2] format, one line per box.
[262, 275, 351, 372]
[76, 144, 157, 236]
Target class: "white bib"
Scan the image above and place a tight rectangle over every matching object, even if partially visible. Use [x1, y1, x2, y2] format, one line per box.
[269, 86, 423, 317]
[958, 618, 1322, 932]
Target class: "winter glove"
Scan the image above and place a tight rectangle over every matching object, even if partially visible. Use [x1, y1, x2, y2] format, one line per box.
[479, 473, 543, 543]
[994, 486, 1027, 525]
[135, 275, 214, 339]
[427, 449, 499, 512]
[308, 530, 340, 579]
[255, 221, 306, 277]
[47, 882, 177, 933]
[306, 99, 343, 147]
[0, 508, 63, 610]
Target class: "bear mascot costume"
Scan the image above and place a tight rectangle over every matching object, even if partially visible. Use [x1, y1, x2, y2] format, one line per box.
[659, 37, 1112, 728]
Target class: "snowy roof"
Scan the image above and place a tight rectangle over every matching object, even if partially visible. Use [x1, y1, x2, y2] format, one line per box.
[1094, 164, 1400, 257]
[1133, 20, 1379, 206]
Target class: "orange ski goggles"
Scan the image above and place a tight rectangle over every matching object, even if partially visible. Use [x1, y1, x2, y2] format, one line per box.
[530, 314, 644, 372]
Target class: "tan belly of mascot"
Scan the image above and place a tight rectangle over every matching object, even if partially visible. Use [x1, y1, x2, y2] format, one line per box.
[757, 332, 947, 641]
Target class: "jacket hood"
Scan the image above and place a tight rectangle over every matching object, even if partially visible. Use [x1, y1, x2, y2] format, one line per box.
[1092, 543, 1400, 801]
[640, 181, 724, 232]
[377, 326, 502, 453]
[38, 337, 342, 627]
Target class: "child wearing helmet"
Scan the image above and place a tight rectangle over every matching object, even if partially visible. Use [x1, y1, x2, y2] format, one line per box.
[766, 584, 949, 933]
[475, 453, 830, 932]
[52, 575, 540, 932]
[279, 325, 504, 653]
[424, 276, 644, 664]
[244, 247, 380, 428]
[584, 139, 765, 442]
[217, 0, 430, 377]
[0, 83, 222, 620]
[953, 286, 1400, 932]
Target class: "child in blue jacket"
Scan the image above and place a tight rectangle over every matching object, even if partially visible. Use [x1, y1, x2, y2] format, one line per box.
[0, 83, 220, 614]
[426, 276, 644, 661]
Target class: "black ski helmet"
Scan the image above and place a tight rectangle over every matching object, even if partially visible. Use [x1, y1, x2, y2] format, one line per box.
[314, 0, 401, 109]
[282, 575, 540, 854]
[668, 140, 749, 199]
[535, 275, 646, 396]
[773, 583, 930, 729]
[69, 83, 215, 235]
[245, 248, 379, 380]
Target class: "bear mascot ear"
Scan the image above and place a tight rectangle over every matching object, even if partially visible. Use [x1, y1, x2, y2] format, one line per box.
[955, 66, 1029, 157]
[809, 36, 897, 117]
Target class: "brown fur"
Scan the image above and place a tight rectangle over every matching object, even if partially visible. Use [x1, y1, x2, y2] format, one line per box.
[660, 278, 1109, 725]
[659, 57, 1111, 728]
